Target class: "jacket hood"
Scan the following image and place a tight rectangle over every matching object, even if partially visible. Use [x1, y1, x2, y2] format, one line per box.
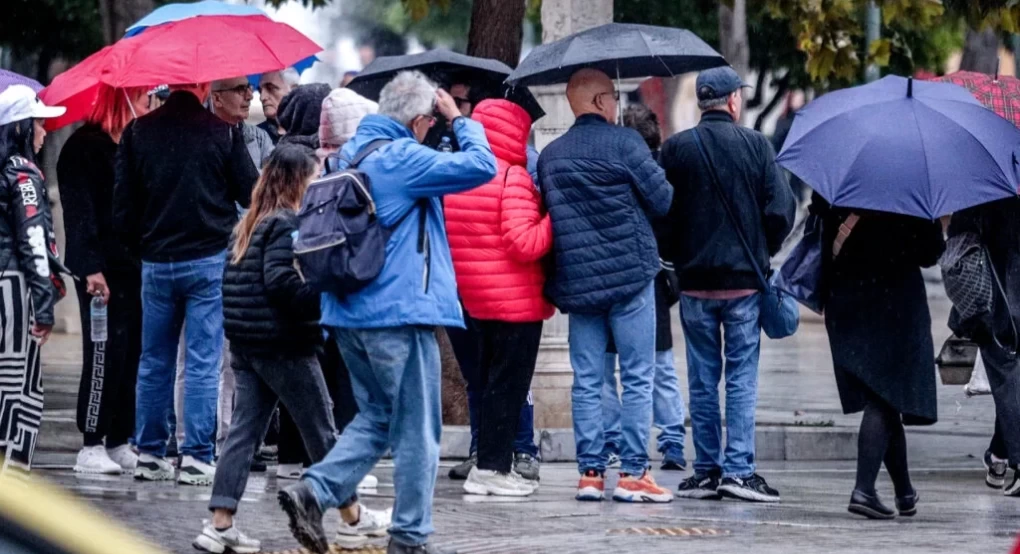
[320, 88, 378, 148]
[278, 83, 331, 138]
[472, 99, 530, 166]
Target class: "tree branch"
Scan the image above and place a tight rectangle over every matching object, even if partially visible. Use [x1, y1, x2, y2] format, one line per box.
[754, 73, 790, 131]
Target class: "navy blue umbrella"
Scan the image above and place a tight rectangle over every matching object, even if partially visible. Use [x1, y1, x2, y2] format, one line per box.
[777, 75, 1020, 219]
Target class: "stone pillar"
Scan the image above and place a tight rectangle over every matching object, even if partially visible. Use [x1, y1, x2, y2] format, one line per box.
[530, 0, 613, 428]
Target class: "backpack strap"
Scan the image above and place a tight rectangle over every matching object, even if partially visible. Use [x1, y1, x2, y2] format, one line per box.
[832, 213, 860, 258]
[347, 139, 392, 169]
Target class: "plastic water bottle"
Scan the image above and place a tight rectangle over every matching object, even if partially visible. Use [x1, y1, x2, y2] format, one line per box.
[90, 296, 108, 343]
[437, 136, 453, 153]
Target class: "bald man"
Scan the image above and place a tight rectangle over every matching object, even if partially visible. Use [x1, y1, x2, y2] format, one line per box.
[537, 68, 674, 503]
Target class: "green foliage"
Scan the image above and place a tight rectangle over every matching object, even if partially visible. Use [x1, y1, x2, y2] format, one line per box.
[0, 0, 103, 64]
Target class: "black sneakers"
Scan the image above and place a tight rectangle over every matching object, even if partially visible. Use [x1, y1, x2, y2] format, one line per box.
[675, 471, 722, 500]
[848, 489, 896, 520]
[278, 481, 328, 554]
[718, 473, 781, 503]
[985, 450, 1008, 489]
[1005, 468, 1020, 497]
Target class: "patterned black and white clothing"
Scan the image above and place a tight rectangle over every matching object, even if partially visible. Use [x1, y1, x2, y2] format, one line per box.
[0, 271, 43, 475]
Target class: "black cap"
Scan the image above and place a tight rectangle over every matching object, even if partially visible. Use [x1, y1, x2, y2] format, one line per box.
[695, 66, 751, 101]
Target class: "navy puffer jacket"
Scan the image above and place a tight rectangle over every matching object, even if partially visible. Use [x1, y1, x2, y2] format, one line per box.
[538, 114, 673, 313]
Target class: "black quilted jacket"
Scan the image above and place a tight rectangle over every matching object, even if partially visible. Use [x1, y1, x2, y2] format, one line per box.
[223, 209, 322, 355]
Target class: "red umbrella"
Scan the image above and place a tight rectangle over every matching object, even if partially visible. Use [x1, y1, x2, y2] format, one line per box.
[39, 15, 320, 130]
[99, 15, 320, 88]
[935, 70, 1020, 128]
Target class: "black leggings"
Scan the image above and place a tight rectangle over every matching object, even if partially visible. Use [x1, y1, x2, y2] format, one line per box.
[855, 391, 914, 497]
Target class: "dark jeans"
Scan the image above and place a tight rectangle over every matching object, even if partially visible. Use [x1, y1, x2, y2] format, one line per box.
[279, 336, 358, 465]
[981, 344, 1020, 466]
[209, 350, 339, 513]
[450, 318, 543, 473]
[447, 317, 539, 459]
[75, 271, 141, 448]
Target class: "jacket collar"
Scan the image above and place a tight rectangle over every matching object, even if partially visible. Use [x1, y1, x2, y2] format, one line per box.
[700, 110, 736, 124]
[574, 113, 609, 126]
[164, 90, 205, 111]
[339, 114, 414, 163]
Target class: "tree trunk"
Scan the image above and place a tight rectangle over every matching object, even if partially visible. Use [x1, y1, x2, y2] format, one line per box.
[959, 27, 1000, 74]
[98, 0, 157, 45]
[466, 0, 526, 68]
[718, 0, 749, 124]
[437, 328, 469, 426]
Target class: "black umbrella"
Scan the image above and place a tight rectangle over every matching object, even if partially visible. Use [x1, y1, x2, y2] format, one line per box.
[506, 23, 727, 86]
[347, 49, 512, 101]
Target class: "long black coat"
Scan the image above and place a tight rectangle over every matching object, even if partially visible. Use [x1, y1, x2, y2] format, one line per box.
[814, 196, 945, 425]
[223, 209, 321, 356]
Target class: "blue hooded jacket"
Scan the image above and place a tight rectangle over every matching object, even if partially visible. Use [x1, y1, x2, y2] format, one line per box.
[319, 114, 497, 329]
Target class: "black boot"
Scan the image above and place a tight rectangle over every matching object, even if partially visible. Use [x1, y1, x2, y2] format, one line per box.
[895, 490, 919, 517]
[278, 481, 328, 554]
[848, 489, 896, 520]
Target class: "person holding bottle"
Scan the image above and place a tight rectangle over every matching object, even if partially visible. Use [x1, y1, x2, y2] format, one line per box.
[58, 84, 151, 475]
[0, 85, 66, 476]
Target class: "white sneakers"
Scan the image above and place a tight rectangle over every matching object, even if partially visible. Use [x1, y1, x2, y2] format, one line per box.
[336, 504, 393, 548]
[73, 445, 124, 475]
[134, 453, 176, 481]
[178, 455, 216, 486]
[463, 467, 537, 497]
[193, 520, 261, 554]
[106, 445, 138, 471]
[359, 474, 379, 489]
[277, 463, 303, 480]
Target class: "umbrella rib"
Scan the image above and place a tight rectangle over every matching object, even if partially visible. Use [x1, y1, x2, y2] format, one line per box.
[638, 30, 676, 78]
[906, 101, 936, 220]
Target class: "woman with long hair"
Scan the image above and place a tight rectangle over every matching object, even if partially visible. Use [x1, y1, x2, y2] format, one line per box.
[57, 84, 150, 475]
[193, 144, 389, 553]
[0, 84, 66, 476]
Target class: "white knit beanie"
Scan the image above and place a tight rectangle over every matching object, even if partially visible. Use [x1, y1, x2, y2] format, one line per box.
[319, 88, 378, 148]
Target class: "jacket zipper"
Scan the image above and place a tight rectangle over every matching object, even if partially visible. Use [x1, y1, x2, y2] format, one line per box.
[422, 233, 430, 294]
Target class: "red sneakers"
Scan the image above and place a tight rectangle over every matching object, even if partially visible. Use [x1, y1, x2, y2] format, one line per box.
[613, 471, 674, 503]
[576, 470, 605, 501]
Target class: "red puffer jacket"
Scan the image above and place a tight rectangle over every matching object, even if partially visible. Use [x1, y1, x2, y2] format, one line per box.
[445, 99, 555, 322]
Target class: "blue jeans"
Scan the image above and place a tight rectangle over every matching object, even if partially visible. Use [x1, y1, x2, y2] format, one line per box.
[680, 294, 761, 479]
[135, 253, 226, 462]
[304, 327, 441, 547]
[603, 350, 686, 461]
[568, 280, 655, 476]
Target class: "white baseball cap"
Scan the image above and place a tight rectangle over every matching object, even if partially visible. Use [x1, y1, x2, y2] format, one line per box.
[0, 85, 66, 127]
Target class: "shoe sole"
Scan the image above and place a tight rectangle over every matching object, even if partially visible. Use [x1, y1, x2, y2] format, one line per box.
[612, 489, 674, 503]
[661, 463, 687, 472]
[278, 490, 329, 554]
[192, 533, 260, 554]
[1004, 483, 1020, 497]
[277, 473, 302, 480]
[575, 486, 604, 501]
[335, 528, 388, 549]
[675, 489, 722, 500]
[898, 507, 917, 517]
[74, 465, 125, 475]
[984, 457, 1007, 489]
[463, 480, 534, 497]
[718, 485, 780, 503]
[134, 468, 175, 481]
[178, 473, 214, 486]
[848, 503, 896, 520]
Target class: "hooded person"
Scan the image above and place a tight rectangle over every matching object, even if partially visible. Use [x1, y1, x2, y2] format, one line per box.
[319, 88, 378, 172]
[277, 83, 332, 150]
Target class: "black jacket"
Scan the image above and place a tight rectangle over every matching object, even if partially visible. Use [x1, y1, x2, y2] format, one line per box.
[0, 156, 59, 325]
[223, 209, 321, 356]
[114, 91, 259, 263]
[660, 111, 795, 290]
[57, 124, 138, 277]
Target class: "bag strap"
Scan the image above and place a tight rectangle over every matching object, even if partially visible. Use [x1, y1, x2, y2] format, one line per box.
[832, 213, 860, 258]
[347, 139, 392, 169]
[690, 127, 768, 290]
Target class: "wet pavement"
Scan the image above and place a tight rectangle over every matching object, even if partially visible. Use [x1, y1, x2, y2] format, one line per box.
[31, 458, 1020, 553]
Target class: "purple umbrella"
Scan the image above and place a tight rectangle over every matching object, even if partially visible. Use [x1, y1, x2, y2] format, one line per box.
[0, 69, 43, 94]
[777, 75, 1020, 219]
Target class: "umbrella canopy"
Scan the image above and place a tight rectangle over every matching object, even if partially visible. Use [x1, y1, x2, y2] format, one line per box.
[506, 23, 726, 87]
[934, 71, 1020, 128]
[101, 15, 321, 88]
[125, 1, 317, 86]
[777, 75, 1020, 219]
[0, 70, 42, 94]
[124, 0, 264, 36]
[347, 50, 512, 101]
[39, 46, 117, 130]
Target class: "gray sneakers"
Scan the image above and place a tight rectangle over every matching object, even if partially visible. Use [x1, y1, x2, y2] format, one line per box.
[513, 452, 540, 482]
[448, 453, 476, 480]
[463, 467, 536, 497]
[387, 539, 457, 554]
[134, 453, 175, 481]
[193, 521, 261, 554]
[336, 504, 393, 548]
